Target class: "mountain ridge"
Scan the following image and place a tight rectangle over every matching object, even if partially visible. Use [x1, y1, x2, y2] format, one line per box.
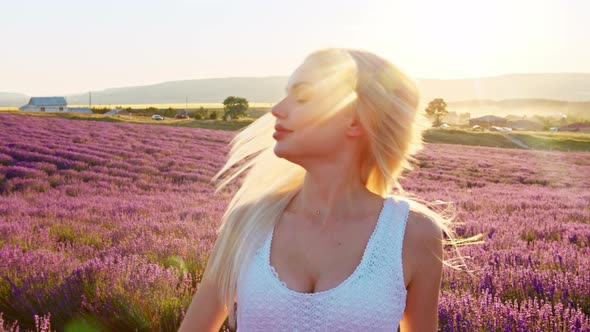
[2, 73, 589, 107]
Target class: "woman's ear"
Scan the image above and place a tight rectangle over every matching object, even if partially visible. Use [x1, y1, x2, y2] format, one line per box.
[345, 114, 364, 137]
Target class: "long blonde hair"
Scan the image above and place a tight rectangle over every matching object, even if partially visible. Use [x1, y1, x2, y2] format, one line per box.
[203, 48, 478, 329]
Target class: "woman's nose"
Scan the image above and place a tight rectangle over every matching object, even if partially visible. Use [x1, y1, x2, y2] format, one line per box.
[271, 99, 287, 118]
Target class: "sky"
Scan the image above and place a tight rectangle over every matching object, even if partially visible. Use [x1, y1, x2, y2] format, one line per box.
[1, 0, 589, 96]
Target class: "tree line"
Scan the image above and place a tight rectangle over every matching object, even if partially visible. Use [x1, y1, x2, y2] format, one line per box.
[92, 96, 584, 130]
[90, 96, 250, 121]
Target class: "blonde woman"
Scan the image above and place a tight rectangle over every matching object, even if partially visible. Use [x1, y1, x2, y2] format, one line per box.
[179, 48, 452, 331]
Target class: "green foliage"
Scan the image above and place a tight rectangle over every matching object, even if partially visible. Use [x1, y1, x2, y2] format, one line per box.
[173, 117, 253, 130]
[424, 128, 521, 148]
[425, 98, 449, 127]
[64, 316, 105, 332]
[509, 132, 590, 152]
[193, 107, 208, 120]
[423, 128, 590, 152]
[91, 107, 110, 114]
[162, 107, 177, 118]
[209, 111, 218, 120]
[222, 96, 249, 120]
[161, 255, 188, 274]
[114, 105, 133, 112]
[145, 107, 159, 114]
[49, 224, 76, 244]
[78, 231, 109, 250]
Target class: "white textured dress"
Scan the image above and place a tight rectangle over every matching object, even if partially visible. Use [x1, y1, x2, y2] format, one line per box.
[236, 197, 410, 331]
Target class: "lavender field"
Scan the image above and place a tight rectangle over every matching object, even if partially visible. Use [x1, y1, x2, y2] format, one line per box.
[0, 113, 589, 331]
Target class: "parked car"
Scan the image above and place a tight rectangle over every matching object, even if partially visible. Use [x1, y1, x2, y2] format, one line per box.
[152, 115, 164, 120]
[175, 114, 190, 119]
[472, 125, 483, 131]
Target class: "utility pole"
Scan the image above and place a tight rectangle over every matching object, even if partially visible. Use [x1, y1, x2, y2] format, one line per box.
[89, 91, 92, 109]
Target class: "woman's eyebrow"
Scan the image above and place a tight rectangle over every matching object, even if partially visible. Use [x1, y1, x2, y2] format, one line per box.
[285, 82, 310, 93]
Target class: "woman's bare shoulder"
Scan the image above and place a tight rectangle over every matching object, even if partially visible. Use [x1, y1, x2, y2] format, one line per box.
[405, 209, 443, 247]
[402, 209, 444, 286]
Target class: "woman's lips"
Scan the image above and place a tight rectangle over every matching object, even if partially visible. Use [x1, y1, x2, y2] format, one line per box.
[273, 124, 293, 140]
[273, 131, 291, 140]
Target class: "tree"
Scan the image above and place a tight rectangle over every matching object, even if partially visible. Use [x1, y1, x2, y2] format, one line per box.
[194, 106, 207, 120]
[222, 96, 249, 120]
[91, 106, 110, 114]
[163, 107, 176, 118]
[424, 98, 448, 127]
[146, 106, 159, 114]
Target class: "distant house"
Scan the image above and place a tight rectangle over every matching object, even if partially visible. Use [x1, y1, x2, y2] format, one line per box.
[559, 122, 590, 133]
[19, 97, 68, 112]
[507, 119, 543, 131]
[469, 115, 508, 128]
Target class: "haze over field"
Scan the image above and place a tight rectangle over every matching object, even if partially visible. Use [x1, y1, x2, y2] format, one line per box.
[3, 73, 590, 119]
[1, 72, 589, 105]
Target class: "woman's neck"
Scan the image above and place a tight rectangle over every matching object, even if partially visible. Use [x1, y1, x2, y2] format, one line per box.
[288, 164, 380, 226]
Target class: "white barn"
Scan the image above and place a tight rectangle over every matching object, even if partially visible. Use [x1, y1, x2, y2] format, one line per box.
[19, 97, 68, 112]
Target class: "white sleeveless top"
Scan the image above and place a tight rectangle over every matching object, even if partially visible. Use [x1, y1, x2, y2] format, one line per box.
[236, 197, 410, 331]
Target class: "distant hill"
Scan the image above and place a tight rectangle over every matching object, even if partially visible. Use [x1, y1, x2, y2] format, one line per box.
[2, 73, 589, 114]
[64, 76, 289, 106]
[0, 92, 29, 106]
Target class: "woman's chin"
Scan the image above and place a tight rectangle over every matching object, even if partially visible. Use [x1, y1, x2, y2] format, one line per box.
[273, 144, 296, 161]
[273, 144, 286, 158]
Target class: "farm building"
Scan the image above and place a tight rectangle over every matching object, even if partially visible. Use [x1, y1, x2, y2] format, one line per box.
[19, 97, 68, 112]
[507, 119, 543, 131]
[469, 115, 508, 128]
[558, 122, 590, 133]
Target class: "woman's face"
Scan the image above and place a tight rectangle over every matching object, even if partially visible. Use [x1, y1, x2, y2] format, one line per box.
[271, 58, 360, 165]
